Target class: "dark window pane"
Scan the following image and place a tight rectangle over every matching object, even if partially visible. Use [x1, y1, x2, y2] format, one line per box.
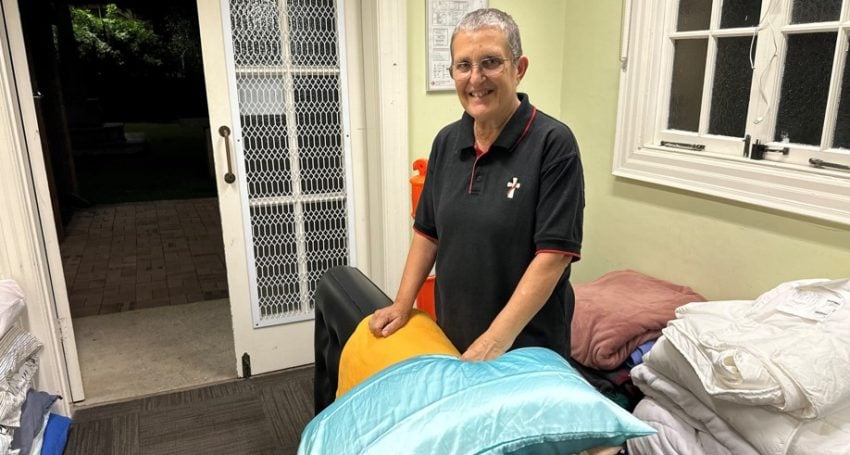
[251, 203, 302, 316]
[293, 75, 344, 195]
[669, 39, 708, 132]
[287, 0, 338, 66]
[834, 36, 850, 149]
[677, 0, 712, 31]
[303, 199, 349, 309]
[790, 0, 841, 23]
[241, 113, 293, 197]
[775, 33, 836, 145]
[230, 0, 283, 66]
[238, 74, 292, 198]
[710, 37, 756, 137]
[720, 0, 762, 28]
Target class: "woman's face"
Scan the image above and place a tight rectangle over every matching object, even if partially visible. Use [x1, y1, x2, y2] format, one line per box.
[451, 28, 527, 125]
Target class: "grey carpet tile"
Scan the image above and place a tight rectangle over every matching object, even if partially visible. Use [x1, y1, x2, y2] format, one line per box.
[66, 366, 315, 455]
[139, 391, 278, 455]
[259, 380, 315, 447]
[65, 414, 141, 455]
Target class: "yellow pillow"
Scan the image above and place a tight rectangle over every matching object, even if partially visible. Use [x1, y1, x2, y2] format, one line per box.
[336, 309, 460, 397]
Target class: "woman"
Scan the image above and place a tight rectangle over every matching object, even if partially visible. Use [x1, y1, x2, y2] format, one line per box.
[370, 8, 584, 362]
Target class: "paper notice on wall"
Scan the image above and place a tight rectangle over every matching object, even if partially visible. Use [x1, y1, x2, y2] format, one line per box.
[427, 0, 488, 91]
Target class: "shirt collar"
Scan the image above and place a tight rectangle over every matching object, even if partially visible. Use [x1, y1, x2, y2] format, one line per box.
[455, 93, 533, 157]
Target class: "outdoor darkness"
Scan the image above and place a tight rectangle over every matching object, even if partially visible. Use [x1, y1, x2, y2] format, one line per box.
[22, 0, 213, 216]
[21, 0, 228, 318]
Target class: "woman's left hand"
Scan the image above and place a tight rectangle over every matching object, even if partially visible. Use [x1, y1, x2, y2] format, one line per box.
[460, 332, 512, 361]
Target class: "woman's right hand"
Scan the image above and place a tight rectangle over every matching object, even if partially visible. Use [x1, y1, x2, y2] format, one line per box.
[368, 302, 412, 337]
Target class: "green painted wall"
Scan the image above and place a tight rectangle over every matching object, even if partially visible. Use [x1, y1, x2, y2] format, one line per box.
[406, 1, 850, 300]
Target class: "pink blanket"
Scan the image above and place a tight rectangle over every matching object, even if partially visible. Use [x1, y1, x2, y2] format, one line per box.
[571, 270, 704, 370]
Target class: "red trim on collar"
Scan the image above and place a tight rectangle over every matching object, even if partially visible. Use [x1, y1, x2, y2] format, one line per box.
[510, 106, 538, 153]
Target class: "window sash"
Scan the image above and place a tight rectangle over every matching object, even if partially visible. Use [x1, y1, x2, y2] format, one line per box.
[614, 0, 850, 226]
[655, 1, 850, 162]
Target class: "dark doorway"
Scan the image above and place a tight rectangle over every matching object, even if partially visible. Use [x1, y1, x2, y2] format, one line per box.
[19, 0, 227, 318]
[19, 0, 236, 405]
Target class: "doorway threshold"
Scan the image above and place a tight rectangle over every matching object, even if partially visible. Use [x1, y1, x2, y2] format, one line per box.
[72, 298, 235, 406]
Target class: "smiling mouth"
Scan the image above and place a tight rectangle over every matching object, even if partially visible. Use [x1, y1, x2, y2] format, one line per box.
[469, 89, 494, 98]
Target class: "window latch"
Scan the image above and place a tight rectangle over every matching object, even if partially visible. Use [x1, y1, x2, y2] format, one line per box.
[660, 141, 705, 151]
[750, 140, 789, 160]
[809, 158, 850, 172]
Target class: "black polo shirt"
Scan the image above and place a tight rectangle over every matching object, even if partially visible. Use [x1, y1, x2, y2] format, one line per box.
[413, 93, 584, 359]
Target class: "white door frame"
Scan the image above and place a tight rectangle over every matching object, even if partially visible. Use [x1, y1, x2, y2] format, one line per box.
[0, 0, 82, 411]
[359, 0, 409, 297]
[0, 0, 407, 406]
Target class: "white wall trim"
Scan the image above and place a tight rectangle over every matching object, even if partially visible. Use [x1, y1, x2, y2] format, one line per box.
[613, 0, 850, 226]
[0, 0, 74, 415]
[343, 0, 372, 279]
[361, 0, 409, 295]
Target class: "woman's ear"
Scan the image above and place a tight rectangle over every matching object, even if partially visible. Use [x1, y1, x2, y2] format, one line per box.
[515, 56, 529, 82]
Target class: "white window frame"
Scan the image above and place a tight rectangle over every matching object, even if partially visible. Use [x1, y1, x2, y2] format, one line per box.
[614, 0, 850, 226]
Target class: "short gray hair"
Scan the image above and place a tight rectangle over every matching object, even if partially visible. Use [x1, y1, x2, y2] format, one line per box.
[451, 8, 523, 62]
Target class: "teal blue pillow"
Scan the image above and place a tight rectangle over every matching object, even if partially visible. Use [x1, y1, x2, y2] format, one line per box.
[299, 347, 654, 454]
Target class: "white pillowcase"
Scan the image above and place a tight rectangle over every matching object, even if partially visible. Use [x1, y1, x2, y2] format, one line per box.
[0, 279, 26, 338]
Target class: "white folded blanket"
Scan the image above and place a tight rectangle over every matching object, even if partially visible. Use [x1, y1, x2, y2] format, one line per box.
[635, 336, 850, 455]
[663, 278, 850, 419]
[628, 396, 740, 455]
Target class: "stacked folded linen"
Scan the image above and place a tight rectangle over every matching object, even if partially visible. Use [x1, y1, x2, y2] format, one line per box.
[0, 280, 44, 454]
[666, 279, 850, 419]
[627, 396, 745, 455]
[628, 278, 850, 455]
[0, 325, 43, 427]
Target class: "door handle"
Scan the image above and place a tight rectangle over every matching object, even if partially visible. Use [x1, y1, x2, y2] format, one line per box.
[218, 126, 236, 184]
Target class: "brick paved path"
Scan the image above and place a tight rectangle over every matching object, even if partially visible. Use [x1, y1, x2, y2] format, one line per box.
[61, 198, 228, 317]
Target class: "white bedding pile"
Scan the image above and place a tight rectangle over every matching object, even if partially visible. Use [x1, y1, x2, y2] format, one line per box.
[0, 280, 43, 454]
[628, 278, 850, 455]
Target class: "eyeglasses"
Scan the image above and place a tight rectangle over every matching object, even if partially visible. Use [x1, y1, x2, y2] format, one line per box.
[448, 57, 509, 80]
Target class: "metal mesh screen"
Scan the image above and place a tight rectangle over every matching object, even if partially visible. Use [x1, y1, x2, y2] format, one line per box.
[230, 0, 350, 325]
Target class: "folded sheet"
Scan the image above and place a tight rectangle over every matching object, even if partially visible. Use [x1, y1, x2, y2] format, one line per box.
[628, 396, 738, 455]
[636, 336, 850, 455]
[664, 278, 850, 419]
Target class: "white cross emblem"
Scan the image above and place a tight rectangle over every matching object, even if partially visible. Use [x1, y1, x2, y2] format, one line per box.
[506, 177, 521, 199]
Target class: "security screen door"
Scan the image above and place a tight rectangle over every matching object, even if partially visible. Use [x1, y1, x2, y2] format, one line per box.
[198, 0, 356, 375]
